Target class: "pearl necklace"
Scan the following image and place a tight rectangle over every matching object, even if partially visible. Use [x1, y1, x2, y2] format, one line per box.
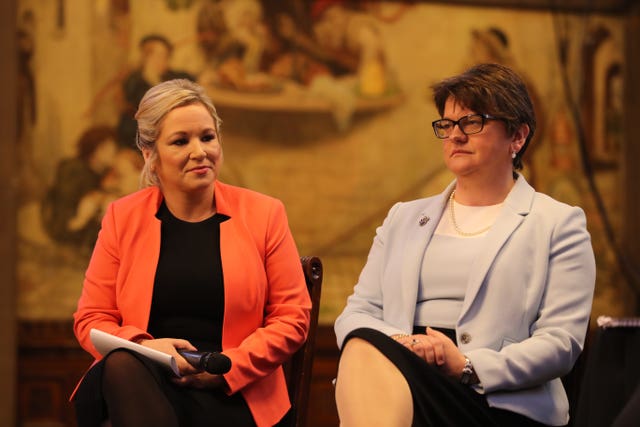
[448, 190, 492, 237]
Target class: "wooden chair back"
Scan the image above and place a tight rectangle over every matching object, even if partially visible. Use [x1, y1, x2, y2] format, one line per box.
[278, 256, 323, 427]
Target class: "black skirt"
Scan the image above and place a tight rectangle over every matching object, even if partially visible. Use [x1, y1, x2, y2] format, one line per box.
[73, 349, 255, 427]
[342, 328, 551, 427]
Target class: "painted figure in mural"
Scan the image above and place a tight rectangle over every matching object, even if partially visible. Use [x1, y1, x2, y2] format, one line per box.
[72, 79, 311, 427]
[197, 0, 389, 94]
[333, 64, 595, 426]
[311, 0, 388, 97]
[67, 147, 144, 235]
[197, 0, 279, 92]
[468, 27, 545, 187]
[118, 34, 195, 148]
[41, 126, 119, 249]
[195, 0, 397, 131]
[273, 0, 389, 97]
[218, 0, 268, 80]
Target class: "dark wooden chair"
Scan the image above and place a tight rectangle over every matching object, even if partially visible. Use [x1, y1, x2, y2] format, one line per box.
[278, 256, 323, 427]
[572, 318, 640, 426]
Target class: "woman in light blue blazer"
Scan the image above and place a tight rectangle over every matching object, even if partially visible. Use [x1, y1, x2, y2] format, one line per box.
[334, 63, 595, 427]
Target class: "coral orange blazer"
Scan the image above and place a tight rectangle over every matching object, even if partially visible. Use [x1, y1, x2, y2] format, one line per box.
[73, 181, 311, 427]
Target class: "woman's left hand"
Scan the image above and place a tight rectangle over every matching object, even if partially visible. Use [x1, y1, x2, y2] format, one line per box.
[172, 372, 227, 390]
[395, 327, 467, 379]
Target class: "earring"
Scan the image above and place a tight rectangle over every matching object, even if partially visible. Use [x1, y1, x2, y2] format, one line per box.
[511, 151, 517, 159]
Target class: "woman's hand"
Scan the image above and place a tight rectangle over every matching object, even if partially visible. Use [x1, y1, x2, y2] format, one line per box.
[393, 328, 467, 380]
[137, 337, 200, 375]
[138, 338, 229, 388]
[172, 372, 227, 390]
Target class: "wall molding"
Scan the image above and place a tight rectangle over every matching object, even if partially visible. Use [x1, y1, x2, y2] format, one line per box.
[0, 0, 18, 425]
[424, 0, 634, 14]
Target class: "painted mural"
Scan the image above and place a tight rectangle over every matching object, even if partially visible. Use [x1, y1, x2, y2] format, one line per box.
[16, 0, 632, 324]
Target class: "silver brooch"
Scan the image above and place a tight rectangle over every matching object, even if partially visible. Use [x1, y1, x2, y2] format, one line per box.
[418, 215, 430, 226]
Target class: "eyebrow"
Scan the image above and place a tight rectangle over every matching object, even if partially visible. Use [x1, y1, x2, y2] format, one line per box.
[165, 127, 217, 137]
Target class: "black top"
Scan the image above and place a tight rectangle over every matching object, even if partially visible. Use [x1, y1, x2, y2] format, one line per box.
[148, 201, 229, 352]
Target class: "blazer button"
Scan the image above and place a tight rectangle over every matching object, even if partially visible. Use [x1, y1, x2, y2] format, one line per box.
[460, 332, 472, 344]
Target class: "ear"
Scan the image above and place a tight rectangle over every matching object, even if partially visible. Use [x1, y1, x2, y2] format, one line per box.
[511, 123, 529, 154]
[141, 149, 156, 171]
[141, 148, 151, 162]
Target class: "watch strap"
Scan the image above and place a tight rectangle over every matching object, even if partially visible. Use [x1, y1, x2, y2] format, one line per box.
[460, 356, 474, 385]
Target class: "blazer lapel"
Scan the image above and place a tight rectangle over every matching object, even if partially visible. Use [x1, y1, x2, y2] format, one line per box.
[123, 188, 163, 329]
[398, 182, 453, 328]
[459, 176, 534, 321]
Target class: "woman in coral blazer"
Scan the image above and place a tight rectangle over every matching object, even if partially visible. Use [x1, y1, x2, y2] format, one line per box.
[72, 79, 310, 427]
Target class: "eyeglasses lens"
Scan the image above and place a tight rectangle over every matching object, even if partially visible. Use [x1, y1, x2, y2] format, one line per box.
[460, 116, 483, 135]
[432, 115, 485, 139]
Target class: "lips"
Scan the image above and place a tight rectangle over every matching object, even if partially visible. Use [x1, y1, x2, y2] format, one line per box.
[189, 165, 212, 174]
[451, 150, 472, 156]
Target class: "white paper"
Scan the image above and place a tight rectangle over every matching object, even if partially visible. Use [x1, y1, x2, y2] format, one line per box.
[90, 328, 180, 376]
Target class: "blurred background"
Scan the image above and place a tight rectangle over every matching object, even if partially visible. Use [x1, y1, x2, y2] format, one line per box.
[2, 0, 639, 426]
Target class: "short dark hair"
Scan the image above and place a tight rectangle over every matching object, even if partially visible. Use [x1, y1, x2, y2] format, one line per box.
[431, 63, 536, 171]
[139, 34, 173, 55]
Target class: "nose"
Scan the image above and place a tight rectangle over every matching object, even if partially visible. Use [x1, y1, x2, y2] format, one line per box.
[449, 122, 467, 141]
[189, 139, 207, 160]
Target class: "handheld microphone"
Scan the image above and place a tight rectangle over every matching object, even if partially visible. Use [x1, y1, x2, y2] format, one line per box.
[177, 350, 232, 374]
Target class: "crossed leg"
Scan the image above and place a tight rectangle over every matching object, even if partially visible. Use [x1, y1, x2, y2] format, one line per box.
[102, 350, 179, 427]
[335, 337, 413, 427]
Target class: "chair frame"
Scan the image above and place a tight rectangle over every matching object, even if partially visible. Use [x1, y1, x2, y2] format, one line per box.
[279, 256, 323, 427]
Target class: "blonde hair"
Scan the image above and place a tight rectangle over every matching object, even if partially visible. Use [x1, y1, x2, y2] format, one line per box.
[135, 79, 222, 187]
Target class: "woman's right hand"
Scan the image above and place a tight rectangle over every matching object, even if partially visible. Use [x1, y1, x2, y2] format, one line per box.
[138, 337, 201, 375]
[393, 328, 468, 380]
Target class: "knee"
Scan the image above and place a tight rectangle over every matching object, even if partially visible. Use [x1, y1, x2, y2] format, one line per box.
[341, 337, 378, 359]
[337, 337, 408, 385]
[336, 338, 413, 426]
[338, 337, 391, 378]
[104, 349, 139, 367]
[103, 350, 143, 382]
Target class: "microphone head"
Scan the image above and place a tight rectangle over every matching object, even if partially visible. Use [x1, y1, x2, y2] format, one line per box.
[202, 352, 232, 374]
[177, 350, 232, 375]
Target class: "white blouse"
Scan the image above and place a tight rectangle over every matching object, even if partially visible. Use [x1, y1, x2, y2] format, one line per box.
[414, 200, 503, 328]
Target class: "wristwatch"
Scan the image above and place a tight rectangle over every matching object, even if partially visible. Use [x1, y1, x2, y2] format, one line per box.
[460, 356, 475, 385]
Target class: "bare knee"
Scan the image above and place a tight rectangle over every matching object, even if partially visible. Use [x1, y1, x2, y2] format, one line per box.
[340, 337, 376, 361]
[335, 337, 412, 427]
[337, 337, 402, 384]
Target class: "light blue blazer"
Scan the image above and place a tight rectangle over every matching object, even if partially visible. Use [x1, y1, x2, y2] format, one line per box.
[334, 175, 596, 426]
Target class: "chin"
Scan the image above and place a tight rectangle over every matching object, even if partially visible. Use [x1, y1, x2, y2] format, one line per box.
[188, 179, 216, 191]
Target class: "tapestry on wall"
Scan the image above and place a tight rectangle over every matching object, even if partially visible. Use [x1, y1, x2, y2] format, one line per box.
[16, 0, 629, 323]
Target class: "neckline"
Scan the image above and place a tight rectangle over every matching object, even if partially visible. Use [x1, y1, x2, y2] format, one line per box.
[156, 200, 227, 224]
[448, 190, 498, 237]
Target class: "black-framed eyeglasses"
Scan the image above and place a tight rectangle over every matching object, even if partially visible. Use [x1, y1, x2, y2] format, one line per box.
[431, 114, 502, 139]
